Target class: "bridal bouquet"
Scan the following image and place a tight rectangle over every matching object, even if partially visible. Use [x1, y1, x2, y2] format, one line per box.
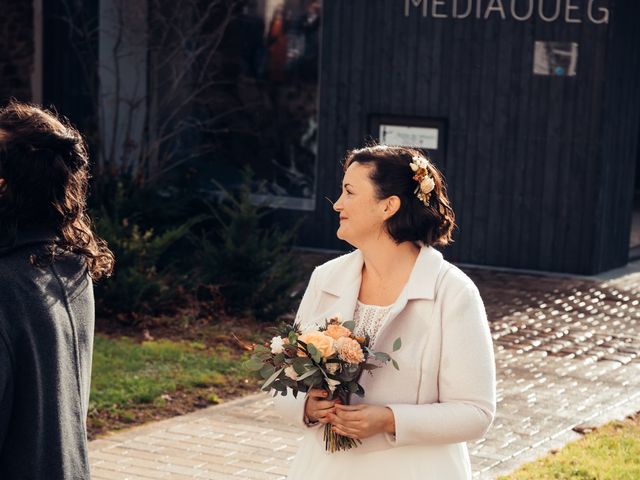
[244, 314, 401, 452]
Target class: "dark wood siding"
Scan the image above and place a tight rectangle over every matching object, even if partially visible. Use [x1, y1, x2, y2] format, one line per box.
[296, 0, 640, 274]
[593, 0, 640, 272]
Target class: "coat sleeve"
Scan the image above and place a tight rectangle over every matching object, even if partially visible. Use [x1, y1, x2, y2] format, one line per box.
[270, 267, 323, 429]
[385, 283, 496, 447]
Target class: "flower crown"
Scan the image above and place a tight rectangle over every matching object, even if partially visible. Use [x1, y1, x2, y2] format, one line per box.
[409, 155, 435, 206]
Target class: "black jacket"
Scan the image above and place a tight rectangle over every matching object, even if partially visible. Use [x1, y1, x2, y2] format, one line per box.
[0, 229, 94, 479]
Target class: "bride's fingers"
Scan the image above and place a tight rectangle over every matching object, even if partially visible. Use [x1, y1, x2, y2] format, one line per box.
[314, 400, 337, 410]
[334, 404, 364, 411]
[327, 413, 359, 430]
[309, 389, 329, 399]
[332, 409, 360, 421]
[315, 405, 337, 419]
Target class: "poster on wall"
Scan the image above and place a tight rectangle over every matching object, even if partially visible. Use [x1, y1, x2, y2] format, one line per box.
[533, 41, 578, 76]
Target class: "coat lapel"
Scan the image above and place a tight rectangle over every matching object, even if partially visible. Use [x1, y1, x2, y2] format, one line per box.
[315, 245, 445, 337]
[374, 245, 445, 347]
[316, 249, 364, 324]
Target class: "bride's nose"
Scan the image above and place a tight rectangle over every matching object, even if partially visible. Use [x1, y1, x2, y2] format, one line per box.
[332, 195, 342, 212]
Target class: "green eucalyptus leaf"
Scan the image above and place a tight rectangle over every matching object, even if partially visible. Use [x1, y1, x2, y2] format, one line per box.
[392, 359, 399, 370]
[292, 358, 308, 375]
[260, 364, 276, 379]
[374, 352, 390, 362]
[261, 367, 284, 390]
[273, 353, 285, 366]
[393, 337, 402, 352]
[244, 358, 264, 372]
[306, 344, 322, 363]
[273, 382, 287, 392]
[342, 320, 356, 331]
[297, 367, 319, 381]
[362, 363, 380, 371]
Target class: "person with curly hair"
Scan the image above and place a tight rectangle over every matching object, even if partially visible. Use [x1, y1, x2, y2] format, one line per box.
[273, 144, 496, 479]
[0, 100, 114, 479]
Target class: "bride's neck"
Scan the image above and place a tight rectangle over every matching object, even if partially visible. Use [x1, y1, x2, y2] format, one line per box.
[360, 238, 420, 283]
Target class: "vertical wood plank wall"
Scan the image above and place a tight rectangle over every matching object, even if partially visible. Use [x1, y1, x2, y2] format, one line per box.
[297, 0, 640, 275]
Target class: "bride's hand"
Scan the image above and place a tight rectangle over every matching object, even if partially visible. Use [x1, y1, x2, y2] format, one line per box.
[305, 389, 339, 423]
[327, 404, 395, 440]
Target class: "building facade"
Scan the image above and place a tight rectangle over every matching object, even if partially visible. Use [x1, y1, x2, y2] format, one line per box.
[2, 0, 639, 274]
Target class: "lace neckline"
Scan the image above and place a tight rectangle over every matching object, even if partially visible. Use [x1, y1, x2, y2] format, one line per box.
[356, 299, 393, 309]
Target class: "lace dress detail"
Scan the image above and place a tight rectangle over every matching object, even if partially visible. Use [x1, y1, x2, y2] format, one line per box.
[353, 300, 393, 349]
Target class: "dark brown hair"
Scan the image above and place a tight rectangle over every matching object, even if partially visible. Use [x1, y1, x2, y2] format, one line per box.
[0, 100, 114, 279]
[343, 144, 456, 246]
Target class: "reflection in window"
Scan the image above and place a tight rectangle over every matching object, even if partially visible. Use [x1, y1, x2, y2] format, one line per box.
[202, 0, 321, 210]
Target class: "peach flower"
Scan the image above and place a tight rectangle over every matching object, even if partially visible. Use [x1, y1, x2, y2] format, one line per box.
[335, 337, 365, 364]
[298, 332, 335, 358]
[420, 176, 435, 194]
[325, 324, 352, 340]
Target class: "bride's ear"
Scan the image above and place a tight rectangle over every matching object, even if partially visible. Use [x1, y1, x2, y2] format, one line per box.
[382, 195, 401, 220]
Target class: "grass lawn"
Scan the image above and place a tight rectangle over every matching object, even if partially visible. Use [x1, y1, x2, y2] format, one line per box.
[498, 412, 640, 480]
[88, 329, 263, 439]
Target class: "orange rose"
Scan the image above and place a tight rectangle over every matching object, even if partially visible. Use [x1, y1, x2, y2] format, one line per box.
[298, 332, 335, 358]
[325, 324, 352, 340]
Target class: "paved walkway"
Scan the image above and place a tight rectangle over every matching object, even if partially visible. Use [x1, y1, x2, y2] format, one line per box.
[89, 265, 640, 479]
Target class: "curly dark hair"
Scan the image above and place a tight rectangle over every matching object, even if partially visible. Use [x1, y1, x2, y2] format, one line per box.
[343, 144, 456, 247]
[0, 100, 114, 279]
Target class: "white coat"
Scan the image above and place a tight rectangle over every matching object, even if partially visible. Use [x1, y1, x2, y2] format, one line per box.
[272, 244, 497, 479]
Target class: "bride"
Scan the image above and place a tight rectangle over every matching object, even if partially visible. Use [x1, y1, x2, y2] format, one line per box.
[272, 144, 496, 479]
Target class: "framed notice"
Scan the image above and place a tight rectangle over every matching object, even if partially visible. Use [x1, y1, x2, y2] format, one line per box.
[369, 115, 447, 164]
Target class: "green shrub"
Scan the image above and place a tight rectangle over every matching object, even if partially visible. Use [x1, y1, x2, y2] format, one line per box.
[192, 169, 302, 320]
[89, 169, 302, 323]
[92, 179, 206, 320]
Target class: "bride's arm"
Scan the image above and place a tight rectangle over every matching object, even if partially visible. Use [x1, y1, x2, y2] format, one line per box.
[384, 283, 496, 446]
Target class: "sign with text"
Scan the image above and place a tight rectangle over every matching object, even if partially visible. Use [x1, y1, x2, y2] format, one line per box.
[379, 124, 439, 150]
[404, 0, 610, 24]
[370, 115, 447, 165]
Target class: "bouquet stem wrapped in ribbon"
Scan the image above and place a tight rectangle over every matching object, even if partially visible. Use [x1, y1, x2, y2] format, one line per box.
[244, 315, 401, 453]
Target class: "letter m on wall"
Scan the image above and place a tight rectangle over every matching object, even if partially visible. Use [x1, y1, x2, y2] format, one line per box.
[405, 0, 427, 17]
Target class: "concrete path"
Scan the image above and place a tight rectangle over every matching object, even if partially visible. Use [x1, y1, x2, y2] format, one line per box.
[89, 266, 640, 479]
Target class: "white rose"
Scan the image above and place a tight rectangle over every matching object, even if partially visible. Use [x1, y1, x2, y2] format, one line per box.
[326, 363, 340, 374]
[326, 378, 341, 393]
[412, 156, 428, 169]
[284, 365, 299, 380]
[270, 336, 285, 354]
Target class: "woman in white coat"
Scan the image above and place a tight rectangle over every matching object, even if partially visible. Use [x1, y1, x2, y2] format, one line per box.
[272, 145, 496, 479]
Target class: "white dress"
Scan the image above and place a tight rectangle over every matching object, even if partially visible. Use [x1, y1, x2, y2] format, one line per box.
[351, 300, 394, 350]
